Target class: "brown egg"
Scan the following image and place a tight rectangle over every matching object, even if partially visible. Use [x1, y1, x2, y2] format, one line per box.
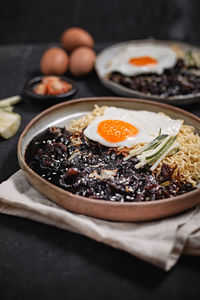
[69, 47, 96, 77]
[61, 27, 94, 52]
[40, 47, 69, 75]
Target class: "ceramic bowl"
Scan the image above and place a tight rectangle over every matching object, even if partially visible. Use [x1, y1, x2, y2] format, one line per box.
[24, 75, 77, 105]
[95, 40, 200, 105]
[17, 97, 200, 221]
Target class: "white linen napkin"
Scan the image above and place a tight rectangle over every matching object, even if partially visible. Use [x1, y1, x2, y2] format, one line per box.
[0, 170, 199, 271]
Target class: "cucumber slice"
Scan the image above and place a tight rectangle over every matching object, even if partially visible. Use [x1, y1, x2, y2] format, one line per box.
[147, 136, 177, 165]
[135, 136, 178, 170]
[0, 111, 21, 139]
[150, 139, 178, 171]
[142, 134, 168, 153]
[135, 136, 171, 166]
[145, 136, 172, 160]
[166, 143, 179, 156]
[124, 134, 168, 161]
[0, 106, 14, 112]
[0, 95, 21, 108]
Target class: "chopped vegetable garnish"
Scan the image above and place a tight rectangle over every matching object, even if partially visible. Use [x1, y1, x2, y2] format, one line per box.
[124, 134, 179, 171]
[0, 106, 14, 112]
[0, 111, 21, 139]
[0, 95, 21, 108]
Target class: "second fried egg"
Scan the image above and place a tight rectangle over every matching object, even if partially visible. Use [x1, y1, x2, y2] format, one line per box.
[106, 44, 177, 76]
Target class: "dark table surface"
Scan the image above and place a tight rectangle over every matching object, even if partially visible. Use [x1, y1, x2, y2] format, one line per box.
[0, 43, 200, 300]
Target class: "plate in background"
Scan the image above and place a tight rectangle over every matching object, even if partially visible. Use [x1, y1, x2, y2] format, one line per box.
[95, 39, 200, 105]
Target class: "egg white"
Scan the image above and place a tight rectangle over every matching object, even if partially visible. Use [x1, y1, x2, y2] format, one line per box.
[84, 107, 182, 148]
[106, 44, 177, 76]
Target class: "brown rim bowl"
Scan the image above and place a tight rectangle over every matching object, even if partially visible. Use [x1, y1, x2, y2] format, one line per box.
[17, 97, 200, 222]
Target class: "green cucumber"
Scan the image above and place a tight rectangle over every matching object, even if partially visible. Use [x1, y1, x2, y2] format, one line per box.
[138, 136, 171, 162]
[0, 95, 21, 108]
[147, 136, 177, 165]
[135, 136, 178, 170]
[167, 145, 179, 156]
[0, 110, 21, 139]
[124, 134, 168, 161]
[150, 139, 178, 171]
[141, 134, 169, 153]
[0, 106, 14, 112]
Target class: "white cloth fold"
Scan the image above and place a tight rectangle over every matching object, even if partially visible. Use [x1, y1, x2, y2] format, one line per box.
[0, 170, 199, 271]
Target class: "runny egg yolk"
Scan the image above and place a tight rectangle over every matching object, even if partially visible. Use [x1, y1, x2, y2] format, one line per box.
[97, 120, 138, 143]
[129, 56, 157, 67]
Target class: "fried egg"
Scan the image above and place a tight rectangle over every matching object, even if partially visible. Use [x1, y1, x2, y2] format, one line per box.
[106, 44, 177, 76]
[84, 107, 182, 148]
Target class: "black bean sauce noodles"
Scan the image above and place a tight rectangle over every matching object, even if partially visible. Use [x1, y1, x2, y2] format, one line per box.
[108, 59, 200, 97]
[25, 127, 195, 202]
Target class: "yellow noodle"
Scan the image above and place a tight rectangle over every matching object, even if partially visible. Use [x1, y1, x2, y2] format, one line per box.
[156, 125, 200, 186]
[69, 105, 107, 132]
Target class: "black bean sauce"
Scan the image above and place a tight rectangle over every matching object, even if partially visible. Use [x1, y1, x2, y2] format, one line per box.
[108, 59, 200, 97]
[25, 127, 195, 202]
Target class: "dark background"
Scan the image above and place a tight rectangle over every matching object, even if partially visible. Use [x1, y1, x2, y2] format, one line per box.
[1, 1, 200, 299]
[0, 0, 200, 45]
